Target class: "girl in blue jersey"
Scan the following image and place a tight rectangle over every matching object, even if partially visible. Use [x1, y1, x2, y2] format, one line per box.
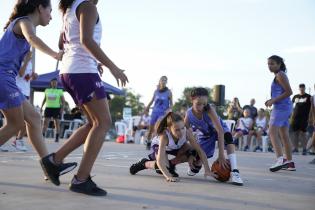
[129, 112, 215, 182]
[0, 0, 76, 185]
[265, 55, 295, 172]
[184, 87, 243, 185]
[145, 76, 173, 149]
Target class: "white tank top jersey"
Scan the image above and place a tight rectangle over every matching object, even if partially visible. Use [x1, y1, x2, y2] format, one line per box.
[255, 117, 267, 129]
[16, 61, 32, 97]
[60, 0, 102, 74]
[237, 117, 252, 130]
[151, 129, 188, 152]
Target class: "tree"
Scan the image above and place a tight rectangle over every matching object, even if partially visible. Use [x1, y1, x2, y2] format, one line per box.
[109, 88, 145, 123]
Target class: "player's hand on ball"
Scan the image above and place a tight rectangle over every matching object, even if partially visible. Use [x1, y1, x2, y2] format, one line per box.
[217, 156, 229, 170]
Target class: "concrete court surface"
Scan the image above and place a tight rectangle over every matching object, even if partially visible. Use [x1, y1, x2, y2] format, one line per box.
[0, 139, 314, 210]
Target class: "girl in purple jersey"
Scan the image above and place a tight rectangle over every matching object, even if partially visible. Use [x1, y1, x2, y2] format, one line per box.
[145, 76, 173, 149]
[184, 87, 243, 185]
[266, 55, 295, 172]
[0, 0, 76, 185]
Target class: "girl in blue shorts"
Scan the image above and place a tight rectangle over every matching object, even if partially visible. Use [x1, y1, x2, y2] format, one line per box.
[0, 0, 76, 186]
[145, 76, 173, 149]
[265, 55, 295, 172]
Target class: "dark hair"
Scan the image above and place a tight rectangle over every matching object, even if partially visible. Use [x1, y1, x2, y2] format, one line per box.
[299, 84, 305, 88]
[190, 87, 209, 98]
[59, 0, 75, 15]
[4, 0, 51, 30]
[268, 55, 287, 72]
[155, 112, 183, 135]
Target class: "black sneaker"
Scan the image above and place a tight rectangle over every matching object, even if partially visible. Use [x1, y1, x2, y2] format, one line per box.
[130, 158, 148, 175]
[168, 162, 179, 177]
[302, 149, 307, 156]
[40, 153, 77, 186]
[146, 141, 151, 150]
[69, 176, 107, 196]
[40, 153, 61, 186]
[154, 162, 179, 177]
[243, 145, 249, 152]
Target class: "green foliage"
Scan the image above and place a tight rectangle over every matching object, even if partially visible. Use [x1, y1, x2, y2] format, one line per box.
[109, 88, 144, 123]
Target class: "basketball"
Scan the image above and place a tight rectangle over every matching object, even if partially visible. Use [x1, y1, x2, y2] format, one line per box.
[211, 160, 231, 182]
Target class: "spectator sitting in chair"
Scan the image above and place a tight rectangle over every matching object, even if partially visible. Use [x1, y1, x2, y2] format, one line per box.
[132, 109, 151, 140]
[227, 97, 243, 121]
[233, 108, 253, 151]
[248, 108, 269, 152]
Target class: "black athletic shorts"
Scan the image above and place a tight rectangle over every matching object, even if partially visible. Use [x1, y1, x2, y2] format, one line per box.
[291, 119, 308, 132]
[44, 107, 61, 119]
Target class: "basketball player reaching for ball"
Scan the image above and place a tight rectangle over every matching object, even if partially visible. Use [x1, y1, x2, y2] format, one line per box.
[129, 112, 216, 182]
[182, 87, 244, 186]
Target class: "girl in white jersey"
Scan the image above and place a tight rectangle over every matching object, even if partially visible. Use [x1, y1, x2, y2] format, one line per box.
[13, 51, 37, 152]
[53, 0, 128, 196]
[248, 108, 269, 152]
[130, 112, 215, 182]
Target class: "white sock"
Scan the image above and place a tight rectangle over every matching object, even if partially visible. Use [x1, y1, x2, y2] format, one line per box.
[228, 153, 237, 171]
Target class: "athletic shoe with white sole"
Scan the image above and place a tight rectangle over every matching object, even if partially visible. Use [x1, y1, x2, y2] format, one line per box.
[230, 170, 243, 186]
[12, 139, 28, 152]
[269, 158, 287, 172]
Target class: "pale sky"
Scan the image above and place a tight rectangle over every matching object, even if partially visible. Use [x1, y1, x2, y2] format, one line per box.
[1, 0, 314, 110]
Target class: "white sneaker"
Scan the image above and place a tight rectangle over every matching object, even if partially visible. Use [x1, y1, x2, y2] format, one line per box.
[15, 139, 28, 152]
[0, 145, 9, 152]
[230, 170, 244, 186]
[269, 157, 286, 172]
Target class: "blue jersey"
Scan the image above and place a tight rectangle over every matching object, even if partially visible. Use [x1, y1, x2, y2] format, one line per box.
[186, 107, 230, 158]
[271, 77, 292, 110]
[152, 89, 171, 113]
[0, 17, 30, 77]
[0, 17, 30, 109]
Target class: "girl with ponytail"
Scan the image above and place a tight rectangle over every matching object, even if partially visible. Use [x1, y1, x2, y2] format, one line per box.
[129, 111, 214, 182]
[184, 87, 244, 186]
[0, 0, 75, 188]
[266, 55, 295, 172]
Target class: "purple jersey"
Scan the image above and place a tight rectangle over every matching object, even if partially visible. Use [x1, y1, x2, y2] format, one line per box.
[186, 107, 229, 158]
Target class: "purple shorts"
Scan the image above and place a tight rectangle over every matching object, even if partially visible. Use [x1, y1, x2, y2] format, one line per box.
[148, 144, 180, 160]
[60, 73, 107, 105]
[150, 111, 167, 126]
[235, 129, 249, 135]
[0, 73, 26, 110]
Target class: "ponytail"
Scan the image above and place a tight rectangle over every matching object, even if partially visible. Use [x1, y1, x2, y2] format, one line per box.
[4, 0, 51, 31]
[268, 55, 287, 72]
[59, 0, 75, 15]
[155, 112, 183, 135]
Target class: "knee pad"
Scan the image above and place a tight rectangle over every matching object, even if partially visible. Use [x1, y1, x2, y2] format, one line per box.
[224, 132, 234, 145]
